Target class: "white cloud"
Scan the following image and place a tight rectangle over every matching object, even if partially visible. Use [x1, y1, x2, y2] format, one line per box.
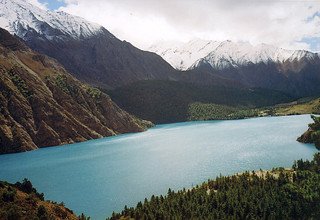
[57, 0, 320, 51]
[27, 0, 48, 10]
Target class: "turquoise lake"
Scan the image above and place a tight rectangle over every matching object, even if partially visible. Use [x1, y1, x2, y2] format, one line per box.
[0, 115, 318, 219]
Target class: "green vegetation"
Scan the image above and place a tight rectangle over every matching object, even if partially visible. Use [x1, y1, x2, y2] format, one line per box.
[54, 75, 77, 95]
[187, 97, 320, 121]
[110, 153, 320, 220]
[86, 87, 102, 99]
[8, 68, 33, 99]
[54, 75, 101, 100]
[188, 102, 264, 120]
[188, 102, 236, 120]
[109, 79, 320, 123]
[108, 80, 294, 123]
[298, 115, 320, 149]
[272, 98, 320, 116]
[15, 178, 44, 200]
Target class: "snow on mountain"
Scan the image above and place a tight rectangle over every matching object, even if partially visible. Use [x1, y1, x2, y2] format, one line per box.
[287, 50, 319, 62]
[150, 39, 319, 71]
[194, 41, 320, 70]
[149, 39, 221, 70]
[0, 0, 103, 40]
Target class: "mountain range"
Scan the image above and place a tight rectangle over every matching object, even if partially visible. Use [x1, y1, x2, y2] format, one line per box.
[149, 39, 320, 71]
[150, 40, 320, 97]
[1, 0, 319, 97]
[0, 0, 178, 89]
[0, 0, 320, 150]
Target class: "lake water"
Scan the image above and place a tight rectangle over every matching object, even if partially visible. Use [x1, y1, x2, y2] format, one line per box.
[0, 115, 318, 219]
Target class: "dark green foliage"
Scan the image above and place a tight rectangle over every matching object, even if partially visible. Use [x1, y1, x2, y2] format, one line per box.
[1, 188, 16, 202]
[110, 153, 320, 220]
[5, 205, 21, 220]
[298, 115, 320, 149]
[78, 213, 91, 220]
[54, 75, 78, 95]
[37, 205, 48, 220]
[310, 115, 320, 130]
[87, 87, 101, 99]
[108, 80, 293, 123]
[8, 68, 33, 99]
[16, 178, 32, 193]
[15, 178, 44, 200]
[188, 102, 262, 120]
[188, 102, 236, 120]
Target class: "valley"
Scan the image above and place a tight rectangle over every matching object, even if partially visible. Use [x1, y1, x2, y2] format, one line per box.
[0, 115, 317, 219]
[0, 0, 320, 219]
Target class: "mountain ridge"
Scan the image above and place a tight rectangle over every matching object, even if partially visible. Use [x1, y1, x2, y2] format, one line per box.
[150, 39, 320, 71]
[0, 27, 151, 154]
[0, 0, 179, 89]
[0, 0, 106, 40]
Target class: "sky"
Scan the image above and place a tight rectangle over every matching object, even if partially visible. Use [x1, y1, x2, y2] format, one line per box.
[28, 0, 320, 52]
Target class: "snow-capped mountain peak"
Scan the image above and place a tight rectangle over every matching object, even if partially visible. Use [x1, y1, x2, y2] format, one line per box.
[149, 39, 221, 70]
[0, 0, 103, 40]
[195, 41, 287, 69]
[150, 39, 319, 71]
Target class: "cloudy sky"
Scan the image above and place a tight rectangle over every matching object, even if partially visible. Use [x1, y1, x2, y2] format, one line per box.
[29, 0, 320, 52]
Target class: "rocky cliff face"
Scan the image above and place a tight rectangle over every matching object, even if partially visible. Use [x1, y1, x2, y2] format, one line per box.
[0, 28, 151, 154]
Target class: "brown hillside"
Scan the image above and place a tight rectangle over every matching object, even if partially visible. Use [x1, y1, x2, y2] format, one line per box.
[0, 28, 152, 154]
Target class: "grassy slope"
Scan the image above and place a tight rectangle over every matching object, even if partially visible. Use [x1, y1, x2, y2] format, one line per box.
[188, 97, 320, 121]
[273, 98, 320, 115]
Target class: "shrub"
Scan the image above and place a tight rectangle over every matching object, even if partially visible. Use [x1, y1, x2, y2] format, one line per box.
[54, 75, 77, 95]
[15, 178, 44, 200]
[15, 178, 33, 194]
[37, 205, 48, 220]
[2, 189, 16, 202]
[87, 87, 101, 99]
[8, 68, 33, 99]
[5, 205, 21, 220]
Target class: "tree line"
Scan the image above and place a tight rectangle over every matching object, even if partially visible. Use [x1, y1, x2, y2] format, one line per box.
[109, 153, 320, 219]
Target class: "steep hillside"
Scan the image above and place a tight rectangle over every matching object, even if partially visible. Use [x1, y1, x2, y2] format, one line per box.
[3, 0, 318, 98]
[0, 0, 178, 89]
[0, 179, 82, 219]
[151, 40, 320, 97]
[195, 60, 320, 97]
[0, 28, 151, 154]
[108, 80, 294, 124]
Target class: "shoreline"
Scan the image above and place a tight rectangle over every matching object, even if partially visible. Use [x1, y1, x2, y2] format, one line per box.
[0, 113, 313, 156]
